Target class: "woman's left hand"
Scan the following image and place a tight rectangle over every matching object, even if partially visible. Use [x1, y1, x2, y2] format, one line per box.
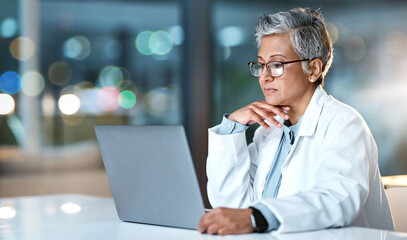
[198, 207, 255, 235]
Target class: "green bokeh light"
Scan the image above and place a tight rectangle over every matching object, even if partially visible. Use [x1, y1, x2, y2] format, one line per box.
[118, 90, 137, 109]
[135, 31, 154, 55]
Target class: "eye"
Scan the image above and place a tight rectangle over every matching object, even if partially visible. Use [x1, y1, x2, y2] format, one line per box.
[272, 62, 283, 68]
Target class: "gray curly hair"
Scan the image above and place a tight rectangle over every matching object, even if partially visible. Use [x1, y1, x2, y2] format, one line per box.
[255, 8, 333, 86]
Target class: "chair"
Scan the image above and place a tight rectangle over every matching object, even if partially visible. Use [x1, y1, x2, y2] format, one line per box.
[385, 187, 407, 232]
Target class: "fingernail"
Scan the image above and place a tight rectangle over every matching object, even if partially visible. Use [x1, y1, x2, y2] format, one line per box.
[285, 114, 289, 119]
[278, 123, 282, 128]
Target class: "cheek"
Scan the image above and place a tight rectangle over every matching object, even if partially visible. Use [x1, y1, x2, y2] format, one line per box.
[258, 78, 264, 88]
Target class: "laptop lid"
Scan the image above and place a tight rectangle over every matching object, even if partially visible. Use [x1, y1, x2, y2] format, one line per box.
[95, 125, 205, 229]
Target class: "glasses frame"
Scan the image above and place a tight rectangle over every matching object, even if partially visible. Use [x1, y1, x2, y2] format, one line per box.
[248, 59, 310, 78]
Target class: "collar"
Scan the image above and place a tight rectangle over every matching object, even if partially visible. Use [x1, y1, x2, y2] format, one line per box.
[282, 115, 303, 145]
[265, 86, 328, 139]
[297, 85, 328, 137]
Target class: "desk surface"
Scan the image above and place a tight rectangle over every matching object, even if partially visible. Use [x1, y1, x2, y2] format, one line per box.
[0, 194, 406, 240]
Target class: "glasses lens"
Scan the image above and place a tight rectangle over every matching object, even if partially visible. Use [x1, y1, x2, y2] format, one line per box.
[249, 63, 262, 77]
[269, 62, 283, 77]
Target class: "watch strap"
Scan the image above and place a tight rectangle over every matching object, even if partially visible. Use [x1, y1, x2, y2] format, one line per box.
[249, 207, 268, 233]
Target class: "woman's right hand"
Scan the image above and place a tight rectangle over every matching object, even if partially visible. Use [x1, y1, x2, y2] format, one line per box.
[228, 101, 290, 129]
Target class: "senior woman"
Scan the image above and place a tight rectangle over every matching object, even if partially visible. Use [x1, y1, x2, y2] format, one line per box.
[198, 8, 393, 235]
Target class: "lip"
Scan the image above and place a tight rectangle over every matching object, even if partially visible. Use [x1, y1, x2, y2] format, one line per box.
[264, 88, 277, 93]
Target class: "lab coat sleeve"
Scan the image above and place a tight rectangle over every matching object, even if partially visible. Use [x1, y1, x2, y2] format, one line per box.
[206, 124, 261, 208]
[260, 112, 372, 233]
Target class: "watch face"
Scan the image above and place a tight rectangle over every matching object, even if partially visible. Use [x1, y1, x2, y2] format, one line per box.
[250, 213, 257, 228]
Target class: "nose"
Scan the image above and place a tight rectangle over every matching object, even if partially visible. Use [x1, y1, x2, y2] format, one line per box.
[259, 67, 273, 82]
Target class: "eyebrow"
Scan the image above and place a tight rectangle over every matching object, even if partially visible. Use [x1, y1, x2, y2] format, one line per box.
[258, 54, 287, 60]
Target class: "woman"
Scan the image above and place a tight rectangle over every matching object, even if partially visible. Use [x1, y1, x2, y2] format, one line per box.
[198, 8, 393, 235]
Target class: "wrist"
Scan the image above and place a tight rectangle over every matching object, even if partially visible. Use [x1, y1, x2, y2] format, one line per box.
[247, 208, 256, 232]
[249, 207, 268, 233]
[227, 113, 247, 126]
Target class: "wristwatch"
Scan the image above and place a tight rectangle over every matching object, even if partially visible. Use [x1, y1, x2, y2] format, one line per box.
[249, 207, 268, 233]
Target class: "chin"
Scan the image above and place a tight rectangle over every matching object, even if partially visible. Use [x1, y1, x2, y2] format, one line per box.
[265, 98, 283, 106]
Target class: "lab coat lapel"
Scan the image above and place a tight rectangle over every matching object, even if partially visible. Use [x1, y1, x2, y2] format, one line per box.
[281, 86, 328, 172]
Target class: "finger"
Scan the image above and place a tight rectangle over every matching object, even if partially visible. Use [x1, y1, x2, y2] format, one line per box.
[198, 208, 221, 233]
[250, 109, 282, 129]
[250, 107, 285, 127]
[248, 111, 274, 129]
[198, 215, 210, 233]
[252, 102, 289, 120]
[207, 224, 220, 235]
[218, 227, 234, 236]
[282, 106, 290, 111]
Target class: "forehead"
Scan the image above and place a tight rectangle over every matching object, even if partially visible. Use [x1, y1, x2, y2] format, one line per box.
[258, 33, 298, 60]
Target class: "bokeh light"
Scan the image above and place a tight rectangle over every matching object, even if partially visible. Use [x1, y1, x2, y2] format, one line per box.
[42, 93, 55, 116]
[9, 37, 35, 61]
[0, 206, 16, 219]
[99, 66, 123, 87]
[342, 36, 366, 62]
[78, 88, 100, 114]
[149, 31, 173, 55]
[118, 90, 137, 109]
[60, 203, 81, 214]
[386, 31, 407, 56]
[0, 71, 21, 94]
[1, 18, 18, 38]
[58, 94, 80, 115]
[326, 22, 339, 44]
[48, 61, 73, 86]
[97, 87, 120, 112]
[21, 71, 45, 96]
[143, 87, 176, 116]
[0, 94, 15, 115]
[169, 25, 184, 45]
[135, 31, 154, 55]
[218, 26, 245, 47]
[63, 36, 91, 60]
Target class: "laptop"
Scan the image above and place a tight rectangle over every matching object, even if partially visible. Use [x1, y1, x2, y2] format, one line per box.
[94, 125, 206, 229]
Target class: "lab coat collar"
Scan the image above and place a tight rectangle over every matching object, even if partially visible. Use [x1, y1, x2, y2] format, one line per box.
[298, 85, 328, 137]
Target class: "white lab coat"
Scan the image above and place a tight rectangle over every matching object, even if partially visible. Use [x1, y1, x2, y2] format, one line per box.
[206, 86, 394, 233]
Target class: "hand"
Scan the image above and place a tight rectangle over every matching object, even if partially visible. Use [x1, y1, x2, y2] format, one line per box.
[198, 207, 255, 235]
[228, 101, 290, 129]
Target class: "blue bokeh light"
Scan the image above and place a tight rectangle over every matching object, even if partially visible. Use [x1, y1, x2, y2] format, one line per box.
[0, 71, 21, 94]
[1, 18, 18, 38]
[169, 25, 184, 46]
[218, 26, 245, 47]
[135, 31, 154, 55]
[63, 36, 91, 60]
[149, 31, 173, 55]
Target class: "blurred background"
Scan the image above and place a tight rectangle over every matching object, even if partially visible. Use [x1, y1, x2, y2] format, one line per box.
[1, 0, 407, 207]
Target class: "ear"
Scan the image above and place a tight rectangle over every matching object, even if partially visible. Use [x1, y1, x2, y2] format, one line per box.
[308, 58, 323, 83]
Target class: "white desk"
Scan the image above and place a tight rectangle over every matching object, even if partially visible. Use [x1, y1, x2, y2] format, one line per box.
[0, 194, 406, 240]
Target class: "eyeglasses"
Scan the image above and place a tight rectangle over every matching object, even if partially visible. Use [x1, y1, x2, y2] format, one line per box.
[248, 59, 310, 78]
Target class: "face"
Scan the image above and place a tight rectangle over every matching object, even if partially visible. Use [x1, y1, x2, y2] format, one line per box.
[258, 33, 315, 107]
